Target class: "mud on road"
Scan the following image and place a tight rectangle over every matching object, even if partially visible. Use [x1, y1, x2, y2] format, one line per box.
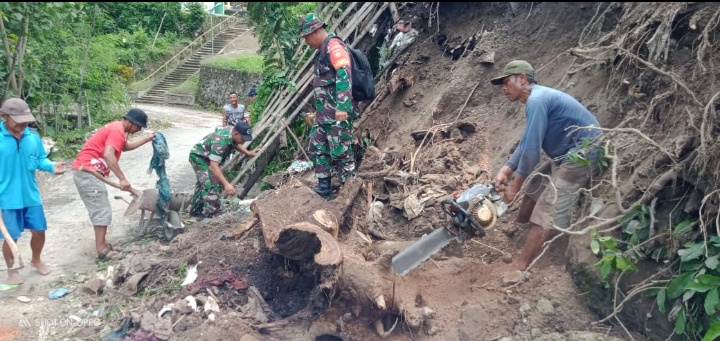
[0, 103, 221, 341]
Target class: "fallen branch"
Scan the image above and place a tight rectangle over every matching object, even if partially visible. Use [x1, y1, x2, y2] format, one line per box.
[357, 168, 395, 179]
[452, 81, 481, 122]
[280, 120, 311, 162]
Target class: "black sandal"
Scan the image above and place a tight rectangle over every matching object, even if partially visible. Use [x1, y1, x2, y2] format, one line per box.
[97, 243, 115, 260]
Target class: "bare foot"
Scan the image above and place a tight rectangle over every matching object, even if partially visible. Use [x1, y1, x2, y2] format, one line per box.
[510, 262, 526, 271]
[7, 269, 24, 284]
[31, 261, 51, 276]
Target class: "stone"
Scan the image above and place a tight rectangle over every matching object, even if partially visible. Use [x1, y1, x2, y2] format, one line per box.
[519, 302, 531, 315]
[239, 335, 259, 341]
[425, 322, 438, 335]
[82, 278, 105, 295]
[537, 298, 555, 315]
[502, 270, 524, 286]
[502, 253, 513, 264]
[172, 298, 194, 315]
[531, 328, 542, 337]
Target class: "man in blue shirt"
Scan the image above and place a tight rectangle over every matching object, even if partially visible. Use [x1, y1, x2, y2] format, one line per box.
[490, 60, 603, 271]
[0, 98, 66, 284]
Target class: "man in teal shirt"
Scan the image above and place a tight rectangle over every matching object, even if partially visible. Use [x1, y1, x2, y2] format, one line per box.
[0, 98, 66, 284]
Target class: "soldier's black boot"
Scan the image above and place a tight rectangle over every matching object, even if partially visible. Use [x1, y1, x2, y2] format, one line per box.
[313, 177, 333, 200]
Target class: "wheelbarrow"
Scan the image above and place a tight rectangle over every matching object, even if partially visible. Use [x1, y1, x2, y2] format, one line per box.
[116, 189, 191, 242]
[79, 166, 190, 242]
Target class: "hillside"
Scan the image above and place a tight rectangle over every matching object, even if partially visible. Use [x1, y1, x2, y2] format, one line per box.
[37, 3, 720, 341]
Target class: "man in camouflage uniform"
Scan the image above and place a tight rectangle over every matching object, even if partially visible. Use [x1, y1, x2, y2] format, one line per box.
[188, 121, 258, 218]
[300, 12, 355, 200]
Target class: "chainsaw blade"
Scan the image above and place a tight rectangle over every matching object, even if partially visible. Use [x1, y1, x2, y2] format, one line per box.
[391, 227, 457, 276]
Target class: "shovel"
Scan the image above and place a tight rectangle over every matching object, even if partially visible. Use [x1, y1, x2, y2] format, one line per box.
[0, 212, 24, 270]
[79, 166, 141, 197]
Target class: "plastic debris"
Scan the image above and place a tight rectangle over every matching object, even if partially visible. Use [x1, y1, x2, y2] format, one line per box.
[287, 160, 312, 175]
[181, 263, 200, 286]
[185, 295, 199, 312]
[0, 283, 19, 291]
[49, 288, 70, 300]
[158, 304, 173, 319]
[204, 296, 220, 314]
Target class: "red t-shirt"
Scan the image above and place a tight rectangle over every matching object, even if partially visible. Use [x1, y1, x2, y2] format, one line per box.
[71, 121, 126, 177]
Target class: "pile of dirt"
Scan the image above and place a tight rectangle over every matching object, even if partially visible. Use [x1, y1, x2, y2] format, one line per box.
[53, 2, 720, 341]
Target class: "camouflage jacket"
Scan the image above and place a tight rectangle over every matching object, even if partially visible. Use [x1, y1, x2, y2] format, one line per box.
[313, 33, 353, 114]
[189, 126, 235, 166]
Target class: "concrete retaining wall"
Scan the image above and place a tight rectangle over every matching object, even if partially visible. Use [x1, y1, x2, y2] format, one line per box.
[197, 65, 262, 108]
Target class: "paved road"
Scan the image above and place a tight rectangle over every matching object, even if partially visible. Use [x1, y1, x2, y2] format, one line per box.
[0, 103, 220, 340]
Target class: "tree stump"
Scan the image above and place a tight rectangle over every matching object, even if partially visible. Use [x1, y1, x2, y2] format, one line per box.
[250, 178, 435, 337]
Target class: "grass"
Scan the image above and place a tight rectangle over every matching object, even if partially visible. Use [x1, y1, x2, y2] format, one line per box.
[200, 54, 264, 73]
[127, 78, 156, 92]
[168, 73, 200, 95]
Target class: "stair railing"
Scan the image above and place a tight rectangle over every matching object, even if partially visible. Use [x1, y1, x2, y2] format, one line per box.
[131, 11, 244, 88]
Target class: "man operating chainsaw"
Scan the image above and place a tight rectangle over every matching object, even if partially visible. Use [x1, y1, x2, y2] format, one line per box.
[490, 60, 603, 271]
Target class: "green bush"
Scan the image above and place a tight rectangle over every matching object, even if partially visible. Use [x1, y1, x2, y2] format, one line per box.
[201, 54, 264, 73]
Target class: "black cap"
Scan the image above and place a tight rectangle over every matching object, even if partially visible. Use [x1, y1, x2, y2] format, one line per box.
[247, 84, 257, 97]
[123, 108, 148, 128]
[233, 121, 253, 141]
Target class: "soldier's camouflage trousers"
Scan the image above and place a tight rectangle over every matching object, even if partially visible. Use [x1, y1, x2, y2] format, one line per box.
[309, 120, 355, 183]
[189, 155, 222, 218]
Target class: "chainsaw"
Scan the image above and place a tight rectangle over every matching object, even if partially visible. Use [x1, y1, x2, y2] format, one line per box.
[392, 183, 508, 276]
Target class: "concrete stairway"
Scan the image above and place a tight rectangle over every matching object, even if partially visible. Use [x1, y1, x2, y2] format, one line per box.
[136, 22, 249, 105]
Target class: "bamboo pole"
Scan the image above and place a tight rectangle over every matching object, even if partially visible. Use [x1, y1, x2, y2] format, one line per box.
[225, 2, 385, 184]
[223, 2, 366, 171]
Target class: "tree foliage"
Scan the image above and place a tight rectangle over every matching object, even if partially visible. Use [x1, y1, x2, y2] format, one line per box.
[96, 2, 208, 38]
[245, 2, 319, 124]
[0, 2, 209, 156]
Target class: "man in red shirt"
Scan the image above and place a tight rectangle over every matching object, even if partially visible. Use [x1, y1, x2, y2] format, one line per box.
[70, 109, 155, 260]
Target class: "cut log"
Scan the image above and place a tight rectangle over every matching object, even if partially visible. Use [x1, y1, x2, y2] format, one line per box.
[249, 178, 424, 337]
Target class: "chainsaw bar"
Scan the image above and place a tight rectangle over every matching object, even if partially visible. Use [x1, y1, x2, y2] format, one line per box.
[391, 227, 457, 276]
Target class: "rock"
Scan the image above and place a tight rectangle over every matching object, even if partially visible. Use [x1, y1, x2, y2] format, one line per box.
[531, 328, 542, 338]
[451, 128, 464, 142]
[497, 338, 513, 341]
[239, 335, 259, 341]
[17, 296, 31, 303]
[172, 298, 194, 315]
[82, 278, 105, 295]
[502, 253, 513, 264]
[519, 302, 531, 315]
[537, 298, 555, 315]
[425, 322, 438, 335]
[502, 270, 524, 286]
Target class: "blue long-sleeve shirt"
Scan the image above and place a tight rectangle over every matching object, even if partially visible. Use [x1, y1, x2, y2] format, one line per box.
[506, 85, 602, 177]
[0, 122, 55, 209]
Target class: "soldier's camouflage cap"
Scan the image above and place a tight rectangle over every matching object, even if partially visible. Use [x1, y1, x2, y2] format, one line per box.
[299, 13, 327, 37]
